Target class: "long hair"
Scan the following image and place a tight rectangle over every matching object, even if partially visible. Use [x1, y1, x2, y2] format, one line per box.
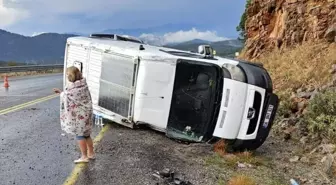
[67, 66, 82, 82]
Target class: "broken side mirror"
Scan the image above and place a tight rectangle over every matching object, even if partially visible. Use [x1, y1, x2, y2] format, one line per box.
[198, 45, 214, 58]
[198, 45, 205, 54]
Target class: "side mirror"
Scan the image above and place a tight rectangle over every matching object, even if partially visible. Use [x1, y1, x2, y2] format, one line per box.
[198, 45, 214, 58]
[198, 45, 205, 54]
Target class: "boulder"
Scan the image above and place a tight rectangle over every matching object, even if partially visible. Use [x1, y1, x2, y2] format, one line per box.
[243, 0, 336, 59]
[320, 144, 336, 154]
[324, 24, 336, 42]
[321, 154, 335, 176]
[289, 156, 300, 162]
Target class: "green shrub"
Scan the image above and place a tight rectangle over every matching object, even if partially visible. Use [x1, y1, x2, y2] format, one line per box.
[7, 61, 18, 66]
[304, 90, 336, 141]
[275, 91, 294, 121]
[236, 0, 252, 41]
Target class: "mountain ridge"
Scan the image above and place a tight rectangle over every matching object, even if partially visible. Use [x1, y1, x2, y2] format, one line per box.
[164, 39, 243, 57]
[0, 29, 76, 64]
[0, 29, 242, 64]
[102, 23, 203, 36]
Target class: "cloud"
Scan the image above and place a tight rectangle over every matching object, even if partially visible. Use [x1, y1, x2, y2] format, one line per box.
[4, 0, 246, 37]
[139, 28, 228, 45]
[0, 0, 28, 27]
[163, 28, 228, 43]
[138, 34, 166, 46]
[31, 32, 46, 37]
[4, 0, 200, 32]
[10, 0, 195, 15]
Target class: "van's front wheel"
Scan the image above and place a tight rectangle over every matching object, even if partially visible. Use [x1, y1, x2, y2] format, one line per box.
[226, 122, 273, 152]
[212, 138, 267, 152]
[227, 138, 267, 152]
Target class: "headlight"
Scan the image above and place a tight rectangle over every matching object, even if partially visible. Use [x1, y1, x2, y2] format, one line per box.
[222, 64, 246, 82]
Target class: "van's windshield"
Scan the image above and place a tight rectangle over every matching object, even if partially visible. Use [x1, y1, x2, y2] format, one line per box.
[166, 59, 223, 142]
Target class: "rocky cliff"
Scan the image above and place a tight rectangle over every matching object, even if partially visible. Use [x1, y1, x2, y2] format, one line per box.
[242, 0, 336, 59]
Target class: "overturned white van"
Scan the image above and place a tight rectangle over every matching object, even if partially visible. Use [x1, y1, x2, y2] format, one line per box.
[63, 34, 279, 151]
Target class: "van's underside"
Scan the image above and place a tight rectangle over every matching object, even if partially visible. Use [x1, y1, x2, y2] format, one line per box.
[166, 59, 223, 142]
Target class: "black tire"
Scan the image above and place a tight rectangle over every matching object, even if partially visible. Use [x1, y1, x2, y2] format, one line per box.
[227, 115, 274, 152]
[228, 134, 269, 152]
[206, 137, 221, 144]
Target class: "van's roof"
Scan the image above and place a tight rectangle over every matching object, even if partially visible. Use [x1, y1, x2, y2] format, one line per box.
[67, 36, 238, 66]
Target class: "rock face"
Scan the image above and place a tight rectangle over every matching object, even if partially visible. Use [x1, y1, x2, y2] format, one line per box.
[244, 0, 336, 59]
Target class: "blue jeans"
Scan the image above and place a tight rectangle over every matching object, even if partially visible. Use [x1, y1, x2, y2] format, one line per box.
[76, 135, 91, 140]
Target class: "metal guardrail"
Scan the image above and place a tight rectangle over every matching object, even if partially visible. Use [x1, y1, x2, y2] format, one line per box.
[0, 64, 64, 73]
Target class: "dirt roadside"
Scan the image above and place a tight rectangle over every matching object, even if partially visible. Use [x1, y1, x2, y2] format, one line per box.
[73, 123, 334, 185]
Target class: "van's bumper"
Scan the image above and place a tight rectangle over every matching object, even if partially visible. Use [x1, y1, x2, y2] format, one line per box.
[245, 92, 279, 141]
[213, 79, 279, 142]
[231, 93, 279, 150]
[260, 93, 279, 132]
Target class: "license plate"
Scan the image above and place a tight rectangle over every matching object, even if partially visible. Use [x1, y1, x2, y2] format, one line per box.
[263, 105, 274, 128]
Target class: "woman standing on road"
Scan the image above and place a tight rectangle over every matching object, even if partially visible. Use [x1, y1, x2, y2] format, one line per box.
[53, 66, 95, 163]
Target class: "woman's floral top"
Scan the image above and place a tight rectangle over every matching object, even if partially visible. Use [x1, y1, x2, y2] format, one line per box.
[60, 78, 93, 136]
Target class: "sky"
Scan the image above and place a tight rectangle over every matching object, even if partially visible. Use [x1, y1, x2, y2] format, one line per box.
[0, 0, 246, 42]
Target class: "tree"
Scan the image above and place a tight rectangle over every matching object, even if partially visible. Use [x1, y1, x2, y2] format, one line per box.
[7, 61, 18, 66]
[236, 0, 252, 41]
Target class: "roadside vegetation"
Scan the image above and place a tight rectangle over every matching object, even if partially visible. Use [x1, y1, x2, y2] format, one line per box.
[208, 1, 336, 184]
[211, 140, 268, 168]
[0, 61, 26, 66]
[255, 41, 336, 143]
[1, 69, 63, 78]
[226, 175, 256, 185]
[236, 0, 251, 41]
[230, 41, 336, 185]
[304, 90, 336, 142]
[255, 41, 336, 92]
[0, 60, 63, 77]
[206, 140, 286, 185]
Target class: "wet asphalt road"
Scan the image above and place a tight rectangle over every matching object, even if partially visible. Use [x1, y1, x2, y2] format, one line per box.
[0, 74, 63, 109]
[0, 74, 101, 185]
